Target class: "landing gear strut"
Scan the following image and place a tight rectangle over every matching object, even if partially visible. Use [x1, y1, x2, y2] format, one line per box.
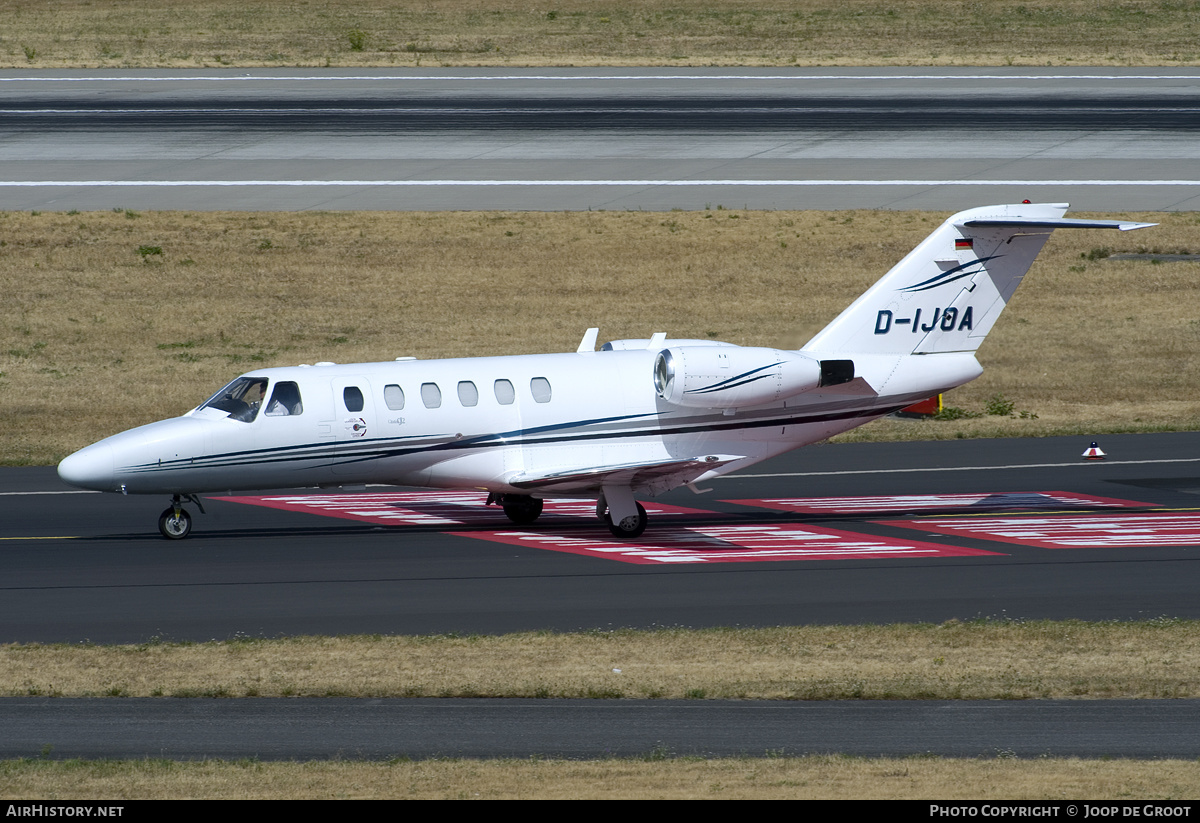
[157, 494, 205, 540]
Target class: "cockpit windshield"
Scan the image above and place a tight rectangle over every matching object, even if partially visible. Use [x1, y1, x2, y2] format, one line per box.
[198, 376, 270, 423]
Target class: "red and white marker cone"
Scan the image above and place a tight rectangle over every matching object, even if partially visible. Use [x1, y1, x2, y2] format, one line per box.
[1082, 441, 1106, 460]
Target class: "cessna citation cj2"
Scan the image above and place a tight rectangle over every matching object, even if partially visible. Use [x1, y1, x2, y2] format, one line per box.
[58, 203, 1153, 540]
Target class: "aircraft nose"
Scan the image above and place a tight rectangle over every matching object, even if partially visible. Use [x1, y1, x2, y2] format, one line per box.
[57, 442, 117, 491]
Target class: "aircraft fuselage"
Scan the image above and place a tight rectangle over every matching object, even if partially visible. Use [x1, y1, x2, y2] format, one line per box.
[58, 346, 954, 498]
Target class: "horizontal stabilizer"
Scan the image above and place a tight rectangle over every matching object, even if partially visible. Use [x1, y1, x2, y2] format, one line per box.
[960, 217, 1157, 232]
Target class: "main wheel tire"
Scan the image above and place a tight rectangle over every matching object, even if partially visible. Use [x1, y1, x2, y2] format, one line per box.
[604, 501, 648, 539]
[502, 495, 544, 525]
[158, 507, 192, 540]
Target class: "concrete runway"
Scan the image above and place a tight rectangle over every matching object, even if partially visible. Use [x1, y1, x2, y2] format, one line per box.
[1, 67, 1199, 211]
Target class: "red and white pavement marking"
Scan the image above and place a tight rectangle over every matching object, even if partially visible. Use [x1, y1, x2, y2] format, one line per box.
[882, 513, 1200, 549]
[455, 524, 1002, 565]
[218, 491, 1003, 563]
[725, 491, 1149, 516]
[220, 491, 710, 527]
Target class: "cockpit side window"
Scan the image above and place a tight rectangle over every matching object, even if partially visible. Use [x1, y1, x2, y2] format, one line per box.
[265, 381, 304, 416]
[198, 376, 269, 423]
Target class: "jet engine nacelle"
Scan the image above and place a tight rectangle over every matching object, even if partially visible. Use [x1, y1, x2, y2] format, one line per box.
[653, 346, 828, 409]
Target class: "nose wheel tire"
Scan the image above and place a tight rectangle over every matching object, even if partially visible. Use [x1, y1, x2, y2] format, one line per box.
[604, 502, 648, 539]
[158, 507, 193, 540]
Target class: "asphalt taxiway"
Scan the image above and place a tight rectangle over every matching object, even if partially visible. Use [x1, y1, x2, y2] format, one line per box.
[7, 432, 1200, 760]
[7, 431, 1200, 644]
[6, 698, 1199, 760]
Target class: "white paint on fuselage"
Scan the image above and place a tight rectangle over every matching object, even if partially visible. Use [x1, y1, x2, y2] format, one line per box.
[58, 345, 973, 498]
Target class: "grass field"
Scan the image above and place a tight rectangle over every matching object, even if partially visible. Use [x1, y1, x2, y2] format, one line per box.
[5, 622, 1200, 798]
[4, 755, 1200, 800]
[2, 0, 1199, 68]
[6, 621, 1200, 700]
[3, 208, 1197, 465]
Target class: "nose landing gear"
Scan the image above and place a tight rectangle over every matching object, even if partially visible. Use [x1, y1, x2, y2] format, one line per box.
[158, 494, 205, 540]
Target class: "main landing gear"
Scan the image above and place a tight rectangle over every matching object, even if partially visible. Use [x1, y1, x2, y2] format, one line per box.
[158, 494, 205, 540]
[488, 493, 545, 525]
[601, 501, 648, 539]
[487, 490, 650, 538]
[597, 489, 649, 539]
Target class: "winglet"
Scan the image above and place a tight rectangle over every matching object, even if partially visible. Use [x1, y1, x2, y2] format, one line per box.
[577, 327, 599, 353]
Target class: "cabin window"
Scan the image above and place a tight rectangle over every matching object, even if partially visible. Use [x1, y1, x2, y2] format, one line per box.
[421, 382, 442, 409]
[383, 384, 405, 410]
[457, 381, 479, 407]
[494, 379, 515, 405]
[265, 381, 303, 416]
[198, 376, 269, 423]
[343, 386, 365, 413]
[530, 377, 552, 403]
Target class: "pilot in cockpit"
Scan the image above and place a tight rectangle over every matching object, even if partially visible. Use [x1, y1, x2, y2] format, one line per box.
[265, 381, 304, 416]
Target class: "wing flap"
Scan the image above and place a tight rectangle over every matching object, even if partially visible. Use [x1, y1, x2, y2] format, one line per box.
[510, 454, 743, 494]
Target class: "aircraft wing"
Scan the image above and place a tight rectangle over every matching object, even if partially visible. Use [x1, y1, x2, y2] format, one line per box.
[509, 454, 744, 494]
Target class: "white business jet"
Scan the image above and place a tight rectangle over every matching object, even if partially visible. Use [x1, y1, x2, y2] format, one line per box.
[58, 203, 1153, 540]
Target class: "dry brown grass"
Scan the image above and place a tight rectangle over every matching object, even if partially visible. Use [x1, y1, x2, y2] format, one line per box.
[1, 0, 1199, 68]
[5, 622, 1200, 700]
[4, 755, 1200, 799]
[6, 623, 1200, 797]
[3, 208, 1197, 465]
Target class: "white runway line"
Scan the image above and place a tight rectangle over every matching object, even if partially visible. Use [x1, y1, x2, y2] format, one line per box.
[0, 490, 97, 495]
[731, 456, 1200, 479]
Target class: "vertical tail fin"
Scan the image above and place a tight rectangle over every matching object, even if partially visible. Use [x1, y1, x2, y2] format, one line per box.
[802, 203, 1154, 357]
